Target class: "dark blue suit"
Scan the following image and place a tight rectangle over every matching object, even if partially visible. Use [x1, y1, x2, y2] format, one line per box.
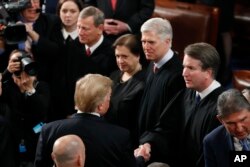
[34, 113, 141, 167]
[203, 125, 234, 167]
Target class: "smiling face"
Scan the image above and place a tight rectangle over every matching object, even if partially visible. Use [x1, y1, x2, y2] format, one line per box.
[182, 55, 212, 92]
[115, 45, 140, 74]
[60, 1, 80, 31]
[219, 109, 250, 140]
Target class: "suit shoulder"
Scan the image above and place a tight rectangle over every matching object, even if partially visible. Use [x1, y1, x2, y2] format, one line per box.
[106, 122, 130, 135]
[204, 125, 225, 142]
[42, 119, 67, 130]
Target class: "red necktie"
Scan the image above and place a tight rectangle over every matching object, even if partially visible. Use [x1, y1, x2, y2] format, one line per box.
[111, 0, 117, 10]
[86, 47, 91, 57]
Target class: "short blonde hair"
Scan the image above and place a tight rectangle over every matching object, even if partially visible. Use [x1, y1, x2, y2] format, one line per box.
[74, 74, 113, 112]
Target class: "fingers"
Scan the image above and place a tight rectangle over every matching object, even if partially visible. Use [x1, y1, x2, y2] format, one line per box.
[104, 19, 128, 35]
[8, 59, 21, 73]
[134, 144, 151, 162]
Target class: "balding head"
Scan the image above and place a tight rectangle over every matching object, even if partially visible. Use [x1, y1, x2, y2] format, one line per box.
[51, 135, 85, 167]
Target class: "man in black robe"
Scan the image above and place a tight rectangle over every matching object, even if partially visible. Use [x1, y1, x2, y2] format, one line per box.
[134, 17, 185, 162]
[135, 42, 224, 167]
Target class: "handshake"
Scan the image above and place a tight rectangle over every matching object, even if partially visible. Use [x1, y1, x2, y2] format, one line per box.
[134, 143, 151, 162]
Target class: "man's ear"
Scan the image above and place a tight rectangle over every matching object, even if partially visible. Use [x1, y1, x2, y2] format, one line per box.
[51, 152, 55, 161]
[216, 115, 223, 124]
[77, 154, 83, 166]
[51, 153, 58, 167]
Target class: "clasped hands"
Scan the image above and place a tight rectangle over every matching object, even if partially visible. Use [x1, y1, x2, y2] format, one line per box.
[104, 19, 129, 35]
[134, 143, 151, 162]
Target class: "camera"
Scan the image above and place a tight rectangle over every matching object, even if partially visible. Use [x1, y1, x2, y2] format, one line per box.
[0, 0, 32, 44]
[14, 52, 37, 76]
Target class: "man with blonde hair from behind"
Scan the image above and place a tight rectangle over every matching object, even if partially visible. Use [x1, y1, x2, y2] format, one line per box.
[51, 134, 85, 167]
[35, 74, 146, 167]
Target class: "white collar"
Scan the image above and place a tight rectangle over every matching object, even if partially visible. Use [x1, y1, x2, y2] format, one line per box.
[154, 49, 174, 69]
[85, 35, 104, 54]
[77, 110, 100, 117]
[197, 80, 221, 99]
[62, 28, 78, 40]
[233, 135, 250, 151]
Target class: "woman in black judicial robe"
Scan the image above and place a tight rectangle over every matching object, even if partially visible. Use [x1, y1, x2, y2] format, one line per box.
[48, 0, 85, 121]
[105, 34, 146, 148]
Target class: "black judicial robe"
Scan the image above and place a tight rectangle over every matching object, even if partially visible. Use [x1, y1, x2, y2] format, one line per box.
[105, 69, 146, 147]
[140, 86, 224, 166]
[137, 53, 185, 137]
[178, 87, 224, 167]
[65, 38, 117, 116]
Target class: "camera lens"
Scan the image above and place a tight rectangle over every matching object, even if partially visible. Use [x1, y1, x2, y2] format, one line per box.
[21, 57, 37, 76]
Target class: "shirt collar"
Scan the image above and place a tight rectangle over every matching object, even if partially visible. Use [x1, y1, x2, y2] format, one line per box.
[77, 110, 100, 117]
[197, 80, 221, 99]
[85, 35, 104, 54]
[62, 28, 78, 40]
[233, 135, 250, 151]
[154, 49, 174, 69]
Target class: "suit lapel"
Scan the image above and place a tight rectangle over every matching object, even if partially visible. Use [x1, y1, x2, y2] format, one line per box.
[115, 0, 122, 12]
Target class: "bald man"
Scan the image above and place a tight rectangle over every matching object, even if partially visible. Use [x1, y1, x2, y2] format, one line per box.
[51, 135, 86, 167]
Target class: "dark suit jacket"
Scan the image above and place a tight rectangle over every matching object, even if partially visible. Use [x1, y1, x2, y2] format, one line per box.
[35, 113, 140, 167]
[203, 125, 234, 167]
[85, 0, 155, 41]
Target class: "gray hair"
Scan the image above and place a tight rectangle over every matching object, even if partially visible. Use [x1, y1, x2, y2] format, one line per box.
[141, 17, 173, 42]
[78, 6, 104, 26]
[184, 42, 220, 78]
[217, 89, 250, 118]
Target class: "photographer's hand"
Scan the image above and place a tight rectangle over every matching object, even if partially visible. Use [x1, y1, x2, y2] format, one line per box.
[16, 21, 40, 43]
[7, 56, 21, 74]
[25, 23, 39, 43]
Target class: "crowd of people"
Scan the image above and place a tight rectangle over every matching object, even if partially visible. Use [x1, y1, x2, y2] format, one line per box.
[0, 1, 249, 167]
